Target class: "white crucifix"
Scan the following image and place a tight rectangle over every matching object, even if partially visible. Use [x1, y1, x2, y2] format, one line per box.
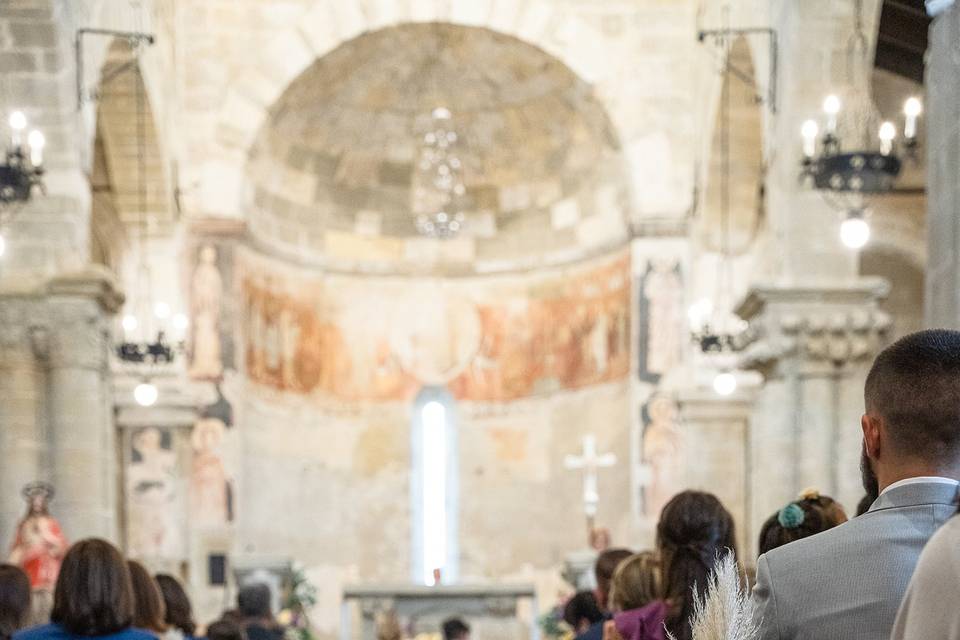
[564, 434, 617, 521]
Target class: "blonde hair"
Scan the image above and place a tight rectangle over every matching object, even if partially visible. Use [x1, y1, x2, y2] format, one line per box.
[608, 552, 660, 612]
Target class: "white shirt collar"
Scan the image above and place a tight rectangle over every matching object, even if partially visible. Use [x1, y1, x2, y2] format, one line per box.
[880, 476, 960, 496]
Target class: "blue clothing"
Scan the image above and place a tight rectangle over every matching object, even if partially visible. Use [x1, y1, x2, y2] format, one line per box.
[15, 624, 156, 640]
[577, 617, 608, 640]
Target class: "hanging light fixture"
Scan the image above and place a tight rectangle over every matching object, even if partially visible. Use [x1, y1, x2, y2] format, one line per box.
[799, 0, 921, 250]
[0, 110, 47, 257]
[412, 107, 467, 238]
[691, 18, 747, 396]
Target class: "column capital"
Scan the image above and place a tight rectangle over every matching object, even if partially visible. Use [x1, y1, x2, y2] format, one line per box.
[46, 266, 125, 314]
[735, 279, 892, 375]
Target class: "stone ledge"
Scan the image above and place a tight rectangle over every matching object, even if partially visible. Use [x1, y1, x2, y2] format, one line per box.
[46, 265, 125, 313]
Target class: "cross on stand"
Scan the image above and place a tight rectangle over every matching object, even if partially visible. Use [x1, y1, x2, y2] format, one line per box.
[564, 434, 617, 535]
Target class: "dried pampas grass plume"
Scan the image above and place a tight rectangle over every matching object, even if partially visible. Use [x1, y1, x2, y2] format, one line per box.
[667, 552, 758, 640]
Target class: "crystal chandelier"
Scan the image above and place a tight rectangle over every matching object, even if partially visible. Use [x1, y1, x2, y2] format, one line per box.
[413, 107, 467, 238]
[0, 111, 46, 257]
[799, 0, 921, 250]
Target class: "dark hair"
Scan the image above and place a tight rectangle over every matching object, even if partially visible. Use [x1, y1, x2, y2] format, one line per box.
[128, 560, 167, 633]
[757, 493, 848, 556]
[206, 619, 245, 640]
[856, 493, 875, 517]
[657, 491, 737, 640]
[562, 591, 604, 629]
[441, 618, 470, 640]
[594, 547, 633, 608]
[51, 539, 135, 636]
[0, 564, 31, 640]
[864, 329, 960, 461]
[237, 584, 273, 620]
[155, 574, 196, 636]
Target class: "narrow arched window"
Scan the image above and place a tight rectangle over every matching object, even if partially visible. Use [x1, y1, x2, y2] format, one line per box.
[411, 386, 459, 585]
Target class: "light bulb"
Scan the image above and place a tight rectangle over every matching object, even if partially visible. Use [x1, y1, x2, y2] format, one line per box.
[0, 234, 5, 258]
[840, 215, 870, 249]
[27, 130, 44, 165]
[122, 314, 139, 333]
[688, 298, 714, 330]
[9, 111, 26, 131]
[801, 119, 819, 157]
[134, 382, 159, 407]
[903, 97, 922, 139]
[432, 107, 451, 120]
[173, 313, 189, 332]
[153, 301, 171, 320]
[823, 95, 841, 134]
[878, 121, 896, 155]
[713, 371, 738, 396]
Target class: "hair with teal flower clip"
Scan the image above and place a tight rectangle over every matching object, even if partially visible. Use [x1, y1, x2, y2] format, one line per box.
[777, 502, 806, 529]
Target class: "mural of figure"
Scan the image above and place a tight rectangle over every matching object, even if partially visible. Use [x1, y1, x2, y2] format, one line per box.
[190, 245, 224, 380]
[642, 260, 683, 378]
[641, 395, 684, 518]
[127, 427, 180, 558]
[8, 483, 68, 592]
[191, 418, 231, 525]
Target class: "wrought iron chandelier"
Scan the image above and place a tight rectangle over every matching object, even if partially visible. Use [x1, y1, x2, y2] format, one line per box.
[0, 111, 46, 256]
[799, 0, 921, 249]
[412, 107, 467, 238]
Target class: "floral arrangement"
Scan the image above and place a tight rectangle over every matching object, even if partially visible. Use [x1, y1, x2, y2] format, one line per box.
[279, 566, 319, 640]
[667, 553, 757, 640]
[538, 594, 574, 640]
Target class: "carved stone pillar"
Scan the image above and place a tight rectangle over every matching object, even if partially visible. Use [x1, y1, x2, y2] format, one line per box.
[44, 269, 123, 541]
[736, 281, 891, 532]
[0, 297, 48, 551]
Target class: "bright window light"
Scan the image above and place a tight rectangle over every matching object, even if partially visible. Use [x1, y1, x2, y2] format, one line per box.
[421, 400, 447, 585]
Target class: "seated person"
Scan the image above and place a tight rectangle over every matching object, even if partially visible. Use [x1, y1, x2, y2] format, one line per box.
[441, 618, 470, 640]
[757, 489, 848, 556]
[237, 585, 282, 640]
[578, 548, 633, 640]
[605, 552, 667, 640]
[563, 592, 604, 636]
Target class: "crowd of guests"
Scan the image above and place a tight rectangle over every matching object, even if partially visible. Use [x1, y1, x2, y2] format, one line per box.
[3, 329, 960, 640]
[563, 329, 960, 640]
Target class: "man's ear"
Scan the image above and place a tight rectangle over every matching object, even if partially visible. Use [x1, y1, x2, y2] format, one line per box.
[862, 413, 882, 459]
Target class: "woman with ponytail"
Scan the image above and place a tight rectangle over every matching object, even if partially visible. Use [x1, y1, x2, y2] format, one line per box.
[655, 491, 737, 640]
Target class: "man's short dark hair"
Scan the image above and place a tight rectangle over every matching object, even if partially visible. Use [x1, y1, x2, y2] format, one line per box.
[563, 591, 604, 628]
[865, 329, 960, 462]
[51, 539, 134, 636]
[442, 617, 470, 640]
[237, 583, 273, 619]
[594, 548, 633, 596]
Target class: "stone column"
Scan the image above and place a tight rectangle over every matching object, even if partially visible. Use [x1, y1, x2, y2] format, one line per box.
[677, 389, 756, 557]
[736, 281, 890, 530]
[44, 268, 123, 542]
[0, 296, 47, 551]
[925, 0, 960, 327]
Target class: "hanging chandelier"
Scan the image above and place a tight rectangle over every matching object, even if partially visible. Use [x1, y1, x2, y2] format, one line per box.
[412, 107, 467, 239]
[799, 0, 921, 250]
[0, 111, 46, 257]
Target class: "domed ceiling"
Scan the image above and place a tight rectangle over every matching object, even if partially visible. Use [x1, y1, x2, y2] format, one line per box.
[245, 23, 631, 274]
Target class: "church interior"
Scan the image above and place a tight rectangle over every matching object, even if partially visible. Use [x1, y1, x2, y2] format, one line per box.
[0, 0, 956, 639]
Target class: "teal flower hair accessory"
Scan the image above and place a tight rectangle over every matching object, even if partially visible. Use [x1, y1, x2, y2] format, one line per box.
[778, 502, 805, 529]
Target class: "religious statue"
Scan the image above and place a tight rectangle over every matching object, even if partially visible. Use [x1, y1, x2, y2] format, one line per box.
[640, 395, 684, 518]
[127, 427, 180, 558]
[191, 417, 231, 525]
[8, 482, 69, 591]
[641, 259, 684, 378]
[189, 245, 224, 380]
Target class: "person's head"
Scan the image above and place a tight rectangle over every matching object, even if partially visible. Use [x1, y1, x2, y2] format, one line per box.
[562, 592, 604, 635]
[206, 619, 244, 640]
[594, 547, 633, 610]
[441, 618, 470, 640]
[51, 539, 135, 636]
[861, 329, 960, 494]
[128, 560, 167, 633]
[656, 491, 737, 640]
[608, 552, 660, 613]
[237, 584, 273, 621]
[155, 574, 196, 636]
[0, 564, 31, 640]
[757, 491, 848, 556]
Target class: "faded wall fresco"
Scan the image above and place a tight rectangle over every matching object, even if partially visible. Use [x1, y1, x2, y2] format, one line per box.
[239, 250, 630, 402]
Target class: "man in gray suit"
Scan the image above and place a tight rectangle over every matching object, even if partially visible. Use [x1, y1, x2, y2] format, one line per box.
[752, 329, 960, 640]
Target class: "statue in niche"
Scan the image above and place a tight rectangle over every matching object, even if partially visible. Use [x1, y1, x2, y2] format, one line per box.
[191, 417, 232, 525]
[190, 245, 224, 380]
[640, 395, 683, 518]
[640, 259, 683, 380]
[127, 427, 180, 558]
[8, 482, 68, 592]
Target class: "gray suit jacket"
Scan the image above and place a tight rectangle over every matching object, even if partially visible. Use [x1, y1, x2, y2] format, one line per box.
[751, 481, 959, 640]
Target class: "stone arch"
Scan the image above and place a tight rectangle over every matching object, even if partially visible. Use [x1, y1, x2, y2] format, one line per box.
[697, 36, 766, 255]
[209, 0, 612, 214]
